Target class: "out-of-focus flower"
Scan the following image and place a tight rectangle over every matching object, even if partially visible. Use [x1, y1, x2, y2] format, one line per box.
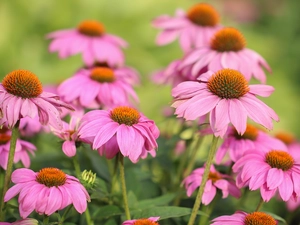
[172, 69, 278, 138]
[0, 218, 38, 225]
[122, 217, 160, 225]
[47, 20, 127, 67]
[275, 131, 300, 162]
[180, 27, 271, 83]
[19, 116, 44, 137]
[152, 3, 222, 52]
[4, 168, 90, 218]
[78, 106, 159, 163]
[183, 165, 240, 205]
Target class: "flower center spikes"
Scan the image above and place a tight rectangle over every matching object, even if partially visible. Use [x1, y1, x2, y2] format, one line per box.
[234, 124, 259, 141]
[265, 150, 294, 171]
[77, 20, 105, 36]
[186, 3, 219, 26]
[36, 168, 67, 187]
[207, 69, 249, 99]
[208, 172, 221, 183]
[275, 132, 295, 145]
[2, 69, 43, 98]
[90, 67, 115, 83]
[210, 27, 246, 52]
[111, 106, 140, 126]
[245, 212, 277, 225]
[133, 219, 159, 225]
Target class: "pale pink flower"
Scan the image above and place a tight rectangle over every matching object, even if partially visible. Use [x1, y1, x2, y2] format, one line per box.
[172, 69, 278, 138]
[122, 217, 160, 225]
[232, 148, 300, 202]
[275, 131, 300, 162]
[78, 106, 159, 163]
[180, 27, 271, 83]
[216, 124, 287, 164]
[0, 218, 38, 225]
[4, 168, 90, 218]
[0, 70, 73, 129]
[58, 66, 139, 109]
[211, 211, 277, 225]
[183, 165, 240, 205]
[152, 3, 222, 52]
[47, 20, 127, 67]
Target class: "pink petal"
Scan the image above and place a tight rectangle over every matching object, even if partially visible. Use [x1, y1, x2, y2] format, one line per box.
[62, 140, 77, 157]
[156, 30, 179, 45]
[11, 168, 36, 183]
[92, 122, 119, 149]
[278, 174, 294, 201]
[229, 99, 247, 135]
[266, 168, 283, 189]
[45, 187, 62, 215]
[249, 85, 275, 97]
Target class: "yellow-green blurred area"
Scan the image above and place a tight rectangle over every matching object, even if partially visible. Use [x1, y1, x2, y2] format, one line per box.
[0, 0, 299, 136]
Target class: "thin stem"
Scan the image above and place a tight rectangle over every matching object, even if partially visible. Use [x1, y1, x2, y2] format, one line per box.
[187, 136, 219, 225]
[118, 154, 131, 220]
[85, 207, 93, 225]
[109, 157, 119, 196]
[255, 197, 264, 212]
[59, 205, 73, 223]
[198, 194, 219, 225]
[0, 121, 20, 221]
[43, 215, 50, 224]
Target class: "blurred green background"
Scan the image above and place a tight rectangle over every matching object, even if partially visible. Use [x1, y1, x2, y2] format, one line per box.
[0, 0, 299, 137]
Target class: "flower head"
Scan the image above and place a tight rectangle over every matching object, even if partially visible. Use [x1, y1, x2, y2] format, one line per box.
[172, 69, 278, 138]
[0, 70, 73, 129]
[152, 3, 222, 52]
[78, 106, 159, 163]
[275, 131, 300, 162]
[47, 20, 127, 67]
[0, 218, 38, 225]
[183, 165, 240, 205]
[180, 27, 271, 83]
[4, 168, 90, 218]
[122, 217, 160, 225]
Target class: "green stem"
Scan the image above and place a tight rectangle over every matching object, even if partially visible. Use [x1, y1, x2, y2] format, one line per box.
[118, 154, 131, 220]
[187, 136, 219, 225]
[0, 121, 20, 221]
[43, 215, 50, 224]
[59, 205, 73, 223]
[198, 194, 218, 225]
[109, 157, 119, 196]
[255, 197, 264, 212]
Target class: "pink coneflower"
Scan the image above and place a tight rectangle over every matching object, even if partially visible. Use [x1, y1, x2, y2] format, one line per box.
[216, 124, 287, 164]
[4, 168, 90, 218]
[122, 217, 160, 225]
[211, 211, 277, 225]
[275, 131, 300, 162]
[0, 70, 73, 129]
[0, 126, 36, 170]
[232, 148, 300, 202]
[152, 3, 222, 52]
[58, 66, 139, 109]
[172, 69, 278, 138]
[47, 20, 127, 67]
[286, 197, 300, 211]
[0, 218, 38, 225]
[183, 165, 240, 205]
[78, 106, 159, 163]
[180, 27, 271, 83]
[19, 116, 45, 137]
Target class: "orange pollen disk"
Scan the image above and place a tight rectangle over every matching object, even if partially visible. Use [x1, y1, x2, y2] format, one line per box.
[186, 3, 219, 26]
[208, 172, 221, 183]
[0, 133, 11, 145]
[90, 67, 115, 83]
[245, 212, 277, 225]
[111, 106, 140, 126]
[275, 132, 295, 145]
[77, 20, 105, 36]
[36, 168, 67, 187]
[265, 150, 294, 171]
[234, 124, 259, 141]
[207, 69, 249, 99]
[2, 69, 43, 98]
[133, 219, 159, 225]
[210, 27, 246, 52]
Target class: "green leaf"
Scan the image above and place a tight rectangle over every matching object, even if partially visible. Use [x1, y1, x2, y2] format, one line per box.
[92, 205, 123, 218]
[136, 193, 176, 209]
[103, 218, 118, 225]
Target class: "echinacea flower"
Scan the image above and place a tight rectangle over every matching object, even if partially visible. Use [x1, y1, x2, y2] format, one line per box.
[216, 124, 287, 164]
[183, 165, 240, 205]
[78, 106, 159, 163]
[0, 126, 36, 170]
[232, 148, 300, 202]
[4, 168, 90, 218]
[172, 69, 278, 138]
[0, 70, 73, 129]
[47, 20, 127, 67]
[122, 217, 160, 225]
[58, 66, 139, 109]
[211, 211, 277, 225]
[152, 3, 222, 52]
[180, 27, 271, 83]
[0, 218, 38, 225]
[275, 131, 300, 162]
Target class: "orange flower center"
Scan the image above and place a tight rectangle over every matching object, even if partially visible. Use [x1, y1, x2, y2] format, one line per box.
[245, 212, 277, 225]
[274, 132, 295, 145]
[265, 150, 294, 171]
[207, 69, 249, 99]
[0, 133, 11, 145]
[234, 124, 258, 141]
[133, 219, 159, 225]
[2, 69, 43, 98]
[36, 168, 67, 187]
[186, 3, 219, 26]
[208, 172, 221, 183]
[77, 20, 105, 36]
[90, 67, 115, 83]
[210, 27, 246, 52]
[111, 106, 140, 126]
